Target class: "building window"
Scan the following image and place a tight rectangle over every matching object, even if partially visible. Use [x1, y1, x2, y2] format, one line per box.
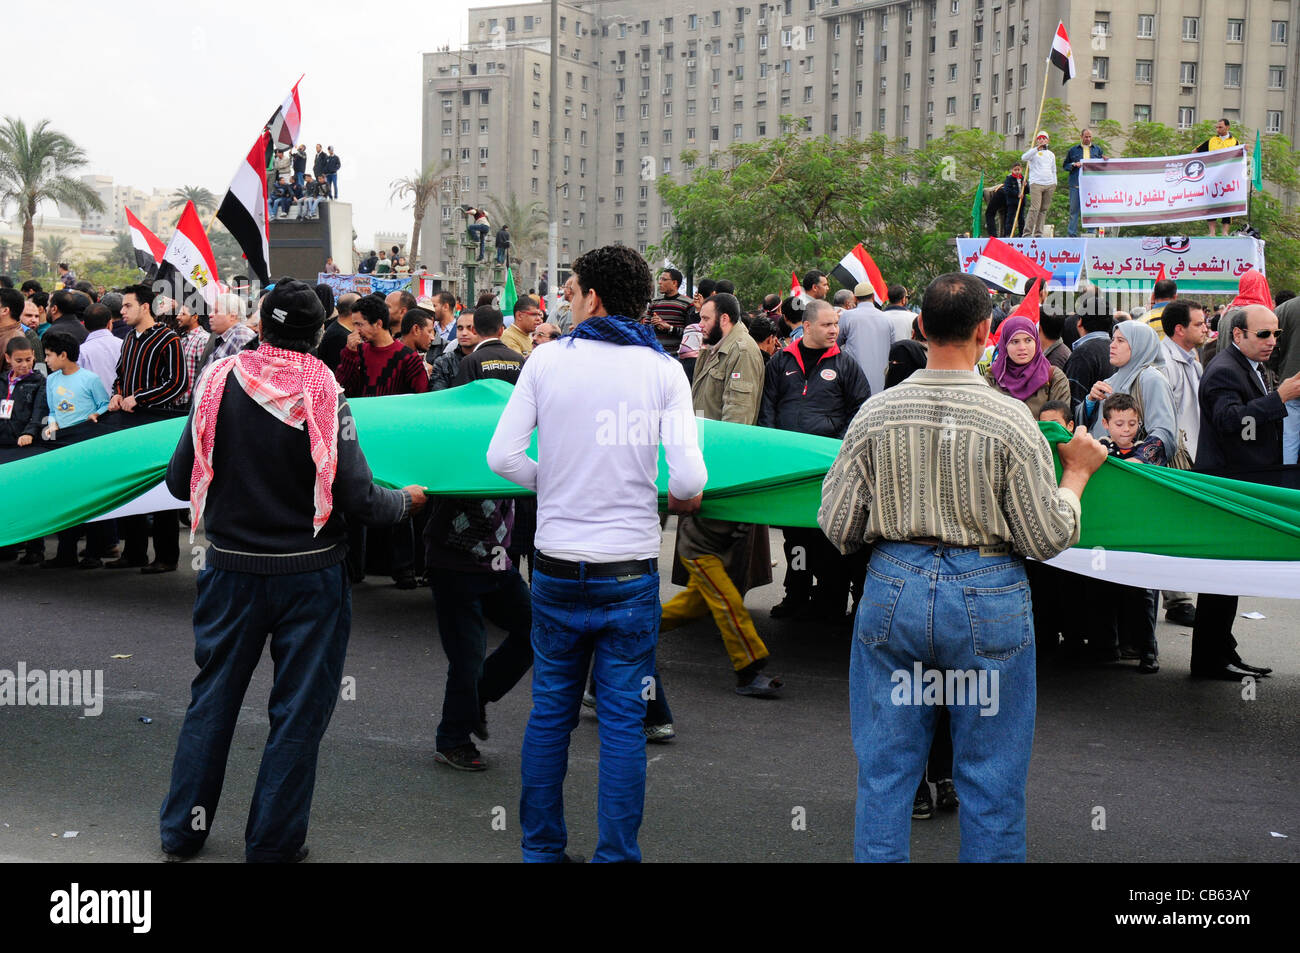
[531, 177, 539, 193]
[460, 118, 470, 135]
[903, 72, 911, 90]
[733, 123, 744, 138]
[1135, 60, 1152, 84]
[1019, 64, 1028, 87]
[1270, 67, 1286, 89]
[1093, 13, 1110, 37]
[532, 121, 540, 136]
[1133, 104, 1151, 123]
[1090, 102, 1107, 123]
[1178, 107, 1195, 129]
[946, 96, 956, 115]
[1006, 25, 1014, 45]
[1273, 21, 1288, 45]
[441, 120, 452, 135]
[479, 120, 489, 133]
[1267, 110, 1283, 133]
[1136, 13, 1154, 38]
[948, 29, 958, 48]
[616, 105, 625, 121]
[440, 148, 452, 161]
[971, 93, 981, 111]
[1092, 57, 1108, 81]
[1224, 64, 1242, 88]
[947, 63, 957, 82]
[878, 108, 887, 129]
[640, 103, 650, 118]
[688, 13, 698, 30]
[480, 90, 490, 105]
[1181, 17, 1198, 41]
[803, 86, 813, 102]
[1226, 19, 1244, 43]
[929, 36, 937, 53]
[615, 186, 624, 202]
[1179, 62, 1196, 86]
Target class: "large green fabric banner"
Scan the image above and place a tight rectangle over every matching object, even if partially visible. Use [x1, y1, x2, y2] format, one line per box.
[2, 382, 1299, 597]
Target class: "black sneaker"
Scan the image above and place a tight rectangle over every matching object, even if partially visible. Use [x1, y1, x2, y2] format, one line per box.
[935, 779, 959, 812]
[393, 571, 418, 590]
[1164, 603, 1197, 627]
[770, 596, 810, 619]
[434, 744, 487, 771]
[912, 781, 934, 820]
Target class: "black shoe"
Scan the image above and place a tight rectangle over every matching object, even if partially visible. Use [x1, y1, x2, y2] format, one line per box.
[1234, 660, 1273, 676]
[161, 842, 202, 863]
[1138, 659, 1160, 674]
[935, 779, 959, 811]
[1190, 663, 1259, 681]
[393, 571, 418, 590]
[1118, 646, 1142, 660]
[18, 552, 46, 566]
[77, 556, 102, 569]
[1164, 603, 1197, 627]
[140, 561, 177, 575]
[39, 558, 77, 569]
[770, 596, 810, 619]
[912, 781, 934, 820]
[434, 744, 487, 771]
[105, 556, 148, 569]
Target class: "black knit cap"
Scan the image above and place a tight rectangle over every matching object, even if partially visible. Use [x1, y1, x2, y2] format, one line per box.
[260, 277, 325, 339]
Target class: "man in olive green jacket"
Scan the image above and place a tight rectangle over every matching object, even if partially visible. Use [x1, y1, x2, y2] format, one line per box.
[663, 292, 782, 697]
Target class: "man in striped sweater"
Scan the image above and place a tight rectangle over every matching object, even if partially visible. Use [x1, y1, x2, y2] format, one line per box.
[106, 283, 187, 574]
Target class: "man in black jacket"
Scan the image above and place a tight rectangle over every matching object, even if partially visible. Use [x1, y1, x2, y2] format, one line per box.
[1191, 305, 1300, 680]
[312, 143, 328, 179]
[759, 299, 871, 622]
[160, 279, 426, 862]
[495, 225, 511, 265]
[291, 144, 308, 188]
[454, 306, 524, 385]
[47, 289, 89, 344]
[430, 309, 481, 390]
[324, 146, 340, 198]
[1064, 295, 1114, 405]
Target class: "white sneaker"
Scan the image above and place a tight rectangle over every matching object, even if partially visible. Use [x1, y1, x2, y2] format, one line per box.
[644, 723, 676, 743]
[581, 690, 596, 710]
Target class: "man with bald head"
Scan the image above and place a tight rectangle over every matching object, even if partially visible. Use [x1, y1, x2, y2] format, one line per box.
[1190, 304, 1300, 680]
[385, 290, 417, 336]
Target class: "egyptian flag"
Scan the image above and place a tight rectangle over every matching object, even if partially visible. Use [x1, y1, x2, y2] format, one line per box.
[790, 271, 811, 311]
[265, 75, 304, 157]
[968, 237, 1051, 295]
[1050, 22, 1076, 82]
[157, 201, 221, 313]
[125, 207, 165, 277]
[831, 243, 888, 304]
[216, 131, 272, 283]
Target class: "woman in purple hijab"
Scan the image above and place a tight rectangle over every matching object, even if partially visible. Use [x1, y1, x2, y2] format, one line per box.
[983, 313, 1070, 417]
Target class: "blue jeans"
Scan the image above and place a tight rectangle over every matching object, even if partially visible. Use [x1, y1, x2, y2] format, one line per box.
[520, 564, 660, 863]
[1067, 185, 1081, 237]
[430, 568, 534, 751]
[468, 223, 489, 259]
[272, 197, 292, 216]
[160, 563, 351, 861]
[849, 540, 1036, 863]
[1284, 397, 1300, 465]
[496, 246, 507, 264]
[301, 197, 319, 218]
[326, 172, 338, 197]
[294, 171, 304, 188]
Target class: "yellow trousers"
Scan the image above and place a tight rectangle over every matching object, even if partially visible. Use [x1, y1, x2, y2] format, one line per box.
[661, 554, 768, 671]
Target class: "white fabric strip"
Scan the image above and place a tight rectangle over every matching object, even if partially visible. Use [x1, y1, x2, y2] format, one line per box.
[1040, 547, 1300, 599]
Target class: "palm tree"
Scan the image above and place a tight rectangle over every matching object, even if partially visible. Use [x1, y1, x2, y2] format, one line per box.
[169, 185, 218, 215]
[389, 159, 453, 264]
[484, 192, 548, 269]
[0, 117, 105, 273]
[0, 237, 11, 273]
[38, 235, 69, 271]
[111, 230, 136, 269]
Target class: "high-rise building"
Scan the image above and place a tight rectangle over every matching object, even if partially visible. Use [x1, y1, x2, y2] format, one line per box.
[423, 1, 1300, 278]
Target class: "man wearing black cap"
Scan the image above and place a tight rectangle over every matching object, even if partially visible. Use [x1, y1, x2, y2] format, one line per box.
[159, 278, 427, 863]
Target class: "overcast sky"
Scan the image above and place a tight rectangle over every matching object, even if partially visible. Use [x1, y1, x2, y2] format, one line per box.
[5, 0, 479, 247]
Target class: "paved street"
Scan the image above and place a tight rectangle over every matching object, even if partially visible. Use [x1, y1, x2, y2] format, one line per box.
[1, 523, 1296, 863]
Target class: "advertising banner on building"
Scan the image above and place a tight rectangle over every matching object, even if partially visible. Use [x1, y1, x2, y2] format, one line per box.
[1079, 146, 1249, 228]
[956, 238, 1086, 290]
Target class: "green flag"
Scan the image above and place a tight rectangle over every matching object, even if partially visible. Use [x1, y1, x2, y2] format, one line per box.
[1253, 130, 1263, 191]
[971, 172, 984, 237]
[501, 266, 517, 315]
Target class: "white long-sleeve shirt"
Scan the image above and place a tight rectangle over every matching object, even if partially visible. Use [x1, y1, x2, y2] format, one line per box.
[1160, 336, 1203, 461]
[486, 337, 709, 561]
[1020, 146, 1058, 187]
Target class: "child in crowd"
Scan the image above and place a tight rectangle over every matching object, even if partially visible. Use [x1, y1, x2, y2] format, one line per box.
[41, 332, 109, 442]
[0, 337, 47, 449]
[1027, 401, 1085, 662]
[1092, 392, 1160, 673]
[1099, 393, 1142, 460]
[678, 318, 704, 382]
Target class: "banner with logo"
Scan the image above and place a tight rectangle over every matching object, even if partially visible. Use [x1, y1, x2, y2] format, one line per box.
[316, 273, 412, 297]
[1079, 146, 1249, 228]
[1083, 236, 1265, 294]
[956, 238, 1086, 290]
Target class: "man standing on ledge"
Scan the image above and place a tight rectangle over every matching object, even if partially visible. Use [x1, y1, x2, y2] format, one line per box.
[819, 272, 1107, 862]
[160, 279, 425, 862]
[488, 244, 707, 863]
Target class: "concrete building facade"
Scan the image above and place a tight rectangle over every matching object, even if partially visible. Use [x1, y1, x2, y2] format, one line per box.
[422, 0, 1300, 279]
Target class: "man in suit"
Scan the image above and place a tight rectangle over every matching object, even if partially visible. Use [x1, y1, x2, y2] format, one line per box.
[1191, 305, 1300, 679]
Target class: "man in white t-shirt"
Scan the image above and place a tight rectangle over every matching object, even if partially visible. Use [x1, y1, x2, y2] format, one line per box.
[1020, 132, 1058, 237]
[488, 244, 708, 863]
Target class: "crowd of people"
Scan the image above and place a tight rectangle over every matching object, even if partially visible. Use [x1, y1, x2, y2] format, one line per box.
[1, 242, 1294, 863]
[268, 144, 341, 220]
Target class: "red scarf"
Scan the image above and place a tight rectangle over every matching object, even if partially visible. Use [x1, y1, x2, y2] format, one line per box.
[189, 345, 341, 539]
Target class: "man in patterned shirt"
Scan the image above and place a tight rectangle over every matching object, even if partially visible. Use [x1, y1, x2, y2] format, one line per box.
[819, 272, 1107, 863]
[172, 304, 210, 409]
[197, 294, 256, 372]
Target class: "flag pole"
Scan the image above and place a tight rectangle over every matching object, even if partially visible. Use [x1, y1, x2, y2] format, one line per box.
[1011, 65, 1053, 237]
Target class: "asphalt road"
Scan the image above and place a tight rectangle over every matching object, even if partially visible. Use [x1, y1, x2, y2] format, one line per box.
[1, 522, 1296, 863]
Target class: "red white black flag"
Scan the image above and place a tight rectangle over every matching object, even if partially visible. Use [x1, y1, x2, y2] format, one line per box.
[1050, 22, 1076, 82]
[831, 244, 888, 304]
[125, 206, 166, 276]
[216, 131, 272, 283]
[157, 201, 221, 312]
[968, 237, 1051, 295]
[265, 75, 303, 152]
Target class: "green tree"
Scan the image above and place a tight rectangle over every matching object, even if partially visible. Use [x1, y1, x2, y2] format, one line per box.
[0, 117, 105, 273]
[38, 235, 69, 271]
[390, 160, 452, 265]
[0, 237, 11, 273]
[169, 185, 218, 215]
[110, 230, 136, 269]
[484, 192, 548, 269]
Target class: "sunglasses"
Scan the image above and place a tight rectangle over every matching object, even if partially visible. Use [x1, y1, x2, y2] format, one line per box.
[1250, 329, 1282, 339]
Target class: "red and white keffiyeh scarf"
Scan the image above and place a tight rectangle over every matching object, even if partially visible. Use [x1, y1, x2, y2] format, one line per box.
[188, 344, 343, 539]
